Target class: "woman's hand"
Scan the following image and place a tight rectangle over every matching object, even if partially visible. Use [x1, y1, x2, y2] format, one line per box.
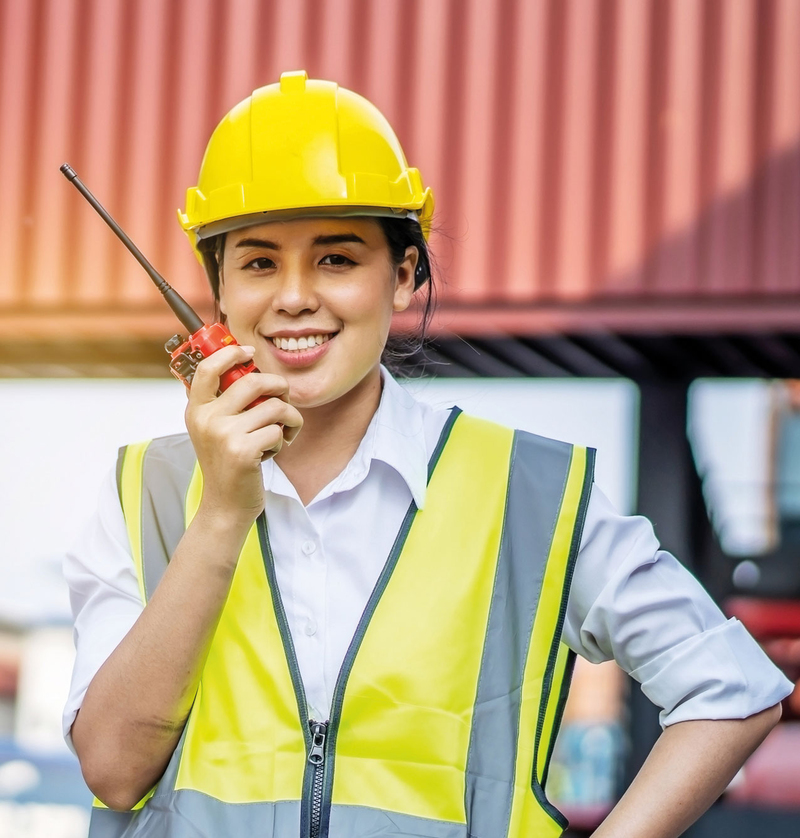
[185, 344, 303, 525]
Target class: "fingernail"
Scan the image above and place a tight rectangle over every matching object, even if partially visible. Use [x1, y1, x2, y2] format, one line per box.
[241, 345, 255, 355]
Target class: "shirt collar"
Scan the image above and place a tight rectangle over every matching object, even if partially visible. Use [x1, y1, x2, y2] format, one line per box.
[261, 367, 429, 509]
[369, 367, 429, 509]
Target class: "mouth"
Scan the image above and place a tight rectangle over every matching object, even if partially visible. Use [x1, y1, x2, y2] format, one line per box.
[269, 332, 337, 352]
[263, 331, 339, 369]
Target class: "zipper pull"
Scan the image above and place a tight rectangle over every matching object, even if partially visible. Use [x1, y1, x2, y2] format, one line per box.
[308, 720, 328, 765]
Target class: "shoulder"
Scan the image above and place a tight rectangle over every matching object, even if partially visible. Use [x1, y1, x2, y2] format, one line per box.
[116, 433, 196, 499]
[452, 410, 592, 460]
[117, 432, 195, 468]
[118, 431, 193, 458]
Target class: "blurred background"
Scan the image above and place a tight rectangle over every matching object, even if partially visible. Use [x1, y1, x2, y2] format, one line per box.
[2, 0, 800, 835]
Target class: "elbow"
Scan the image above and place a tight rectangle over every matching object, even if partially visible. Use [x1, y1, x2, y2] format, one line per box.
[743, 701, 783, 745]
[75, 730, 158, 811]
[80, 757, 153, 812]
[764, 700, 783, 729]
[71, 712, 172, 811]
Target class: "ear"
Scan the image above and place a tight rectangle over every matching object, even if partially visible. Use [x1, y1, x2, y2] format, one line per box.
[392, 246, 419, 312]
[216, 281, 227, 318]
[216, 245, 227, 317]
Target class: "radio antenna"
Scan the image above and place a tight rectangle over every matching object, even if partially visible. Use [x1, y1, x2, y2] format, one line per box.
[60, 163, 204, 334]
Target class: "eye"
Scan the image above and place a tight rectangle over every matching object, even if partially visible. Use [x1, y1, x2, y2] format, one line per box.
[245, 256, 276, 271]
[319, 253, 356, 267]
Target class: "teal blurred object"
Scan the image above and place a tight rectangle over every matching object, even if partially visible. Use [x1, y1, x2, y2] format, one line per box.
[546, 722, 624, 829]
[0, 738, 90, 837]
[0, 739, 90, 806]
[776, 411, 800, 525]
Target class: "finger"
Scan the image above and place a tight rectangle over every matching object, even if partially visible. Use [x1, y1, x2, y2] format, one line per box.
[214, 372, 290, 414]
[237, 397, 303, 437]
[247, 424, 285, 460]
[189, 345, 255, 405]
[281, 408, 303, 445]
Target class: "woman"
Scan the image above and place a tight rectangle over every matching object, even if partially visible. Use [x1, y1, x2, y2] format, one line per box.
[64, 71, 791, 838]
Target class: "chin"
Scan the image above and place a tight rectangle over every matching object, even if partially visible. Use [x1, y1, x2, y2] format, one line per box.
[284, 375, 342, 410]
[288, 367, 379, 412]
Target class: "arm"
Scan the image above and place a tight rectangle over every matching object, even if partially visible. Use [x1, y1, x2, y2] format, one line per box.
[593, 704, 782, 838]
[71, 345, 302, 811]
[564, 487, 793, 835]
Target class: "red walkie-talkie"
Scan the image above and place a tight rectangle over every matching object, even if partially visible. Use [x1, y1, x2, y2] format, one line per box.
[60, 163, 263, 403]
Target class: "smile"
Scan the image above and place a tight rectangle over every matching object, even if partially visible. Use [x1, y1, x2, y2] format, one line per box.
[270, 333, 336, 352]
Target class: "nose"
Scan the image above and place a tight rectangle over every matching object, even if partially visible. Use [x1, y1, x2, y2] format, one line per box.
[271, 263, 320, 316]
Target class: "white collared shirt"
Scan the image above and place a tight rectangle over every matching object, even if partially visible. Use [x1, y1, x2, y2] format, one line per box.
[63, 371, 793, 742]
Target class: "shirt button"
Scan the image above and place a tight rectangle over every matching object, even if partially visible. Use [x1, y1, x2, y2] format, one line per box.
[304, 619, 318, 636]
[301, 540, 316, 556]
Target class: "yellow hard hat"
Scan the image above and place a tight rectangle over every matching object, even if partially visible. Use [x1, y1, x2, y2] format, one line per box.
[178, 70, 434, 252]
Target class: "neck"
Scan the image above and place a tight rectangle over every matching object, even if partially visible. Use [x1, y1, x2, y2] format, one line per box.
[274, 366, 383, 505]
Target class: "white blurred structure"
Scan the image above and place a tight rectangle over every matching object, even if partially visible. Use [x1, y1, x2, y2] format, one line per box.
[688, 380, 775, 556]
[0, 801, 88, 838]
[0, 380, 187, 626]
[14, 628, 76, 754]
[404, 378, 638, 513]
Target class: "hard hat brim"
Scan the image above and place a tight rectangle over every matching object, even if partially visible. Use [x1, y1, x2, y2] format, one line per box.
[195, 205, 422, 240]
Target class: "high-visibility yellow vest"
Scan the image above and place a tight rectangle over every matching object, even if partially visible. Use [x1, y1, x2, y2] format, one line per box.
[89, 410, 594, 838]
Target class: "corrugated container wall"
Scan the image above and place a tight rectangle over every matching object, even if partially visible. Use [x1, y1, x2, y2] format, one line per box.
[2, 0, 800, 339]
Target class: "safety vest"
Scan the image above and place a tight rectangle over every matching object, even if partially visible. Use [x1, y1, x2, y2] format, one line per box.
[89, 409, 594, 838]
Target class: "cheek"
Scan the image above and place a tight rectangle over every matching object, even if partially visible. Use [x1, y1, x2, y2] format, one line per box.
[342, 287, 388, 321]
[337, 272, 397, 324]
[220, 284, 268, 324]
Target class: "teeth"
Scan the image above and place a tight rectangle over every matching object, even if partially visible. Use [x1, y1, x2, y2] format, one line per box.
[271, 334, 333, 351]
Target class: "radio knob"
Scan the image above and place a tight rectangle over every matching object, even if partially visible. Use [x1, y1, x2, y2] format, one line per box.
[165, 334, 185, 354]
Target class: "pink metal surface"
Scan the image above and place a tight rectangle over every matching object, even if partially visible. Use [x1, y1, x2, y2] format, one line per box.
[2, 0, 800, 339]
[727, 723, 800, 807]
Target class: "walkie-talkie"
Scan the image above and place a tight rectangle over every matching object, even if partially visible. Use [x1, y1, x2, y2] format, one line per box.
[60, 163, 263, 402]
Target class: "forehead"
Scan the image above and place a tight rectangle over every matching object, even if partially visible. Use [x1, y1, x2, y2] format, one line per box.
[225, 216, 384, 248]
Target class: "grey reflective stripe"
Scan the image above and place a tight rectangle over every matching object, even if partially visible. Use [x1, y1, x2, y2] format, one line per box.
[329, 805, 467, 837]
[464, 431, 577, 838]
[115, 446, 126, 505]
[531, 447, 594, 831]
[91, 799, 462, 838]
[139, 434, 197, 601]
[88, 809, 134, 838]
[89, 797, 301, 837]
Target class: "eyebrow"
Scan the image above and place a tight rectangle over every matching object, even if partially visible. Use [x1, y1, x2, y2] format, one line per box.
[233, 233, 367, 251]
[312, 233, 366, 247]
[235, 237, 281, 250]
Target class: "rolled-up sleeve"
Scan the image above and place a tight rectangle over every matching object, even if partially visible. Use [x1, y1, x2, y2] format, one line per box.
[563, 484, 794, 728]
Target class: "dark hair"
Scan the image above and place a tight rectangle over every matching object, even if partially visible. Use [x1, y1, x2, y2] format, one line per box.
[375, 216, 436, 375]
[197, 234, 226, 301]
[196, 216, 437, 375]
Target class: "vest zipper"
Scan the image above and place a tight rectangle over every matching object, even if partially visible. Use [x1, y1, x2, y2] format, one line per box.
[307, 720, 328, 838]
[255, 409, 460, 838]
